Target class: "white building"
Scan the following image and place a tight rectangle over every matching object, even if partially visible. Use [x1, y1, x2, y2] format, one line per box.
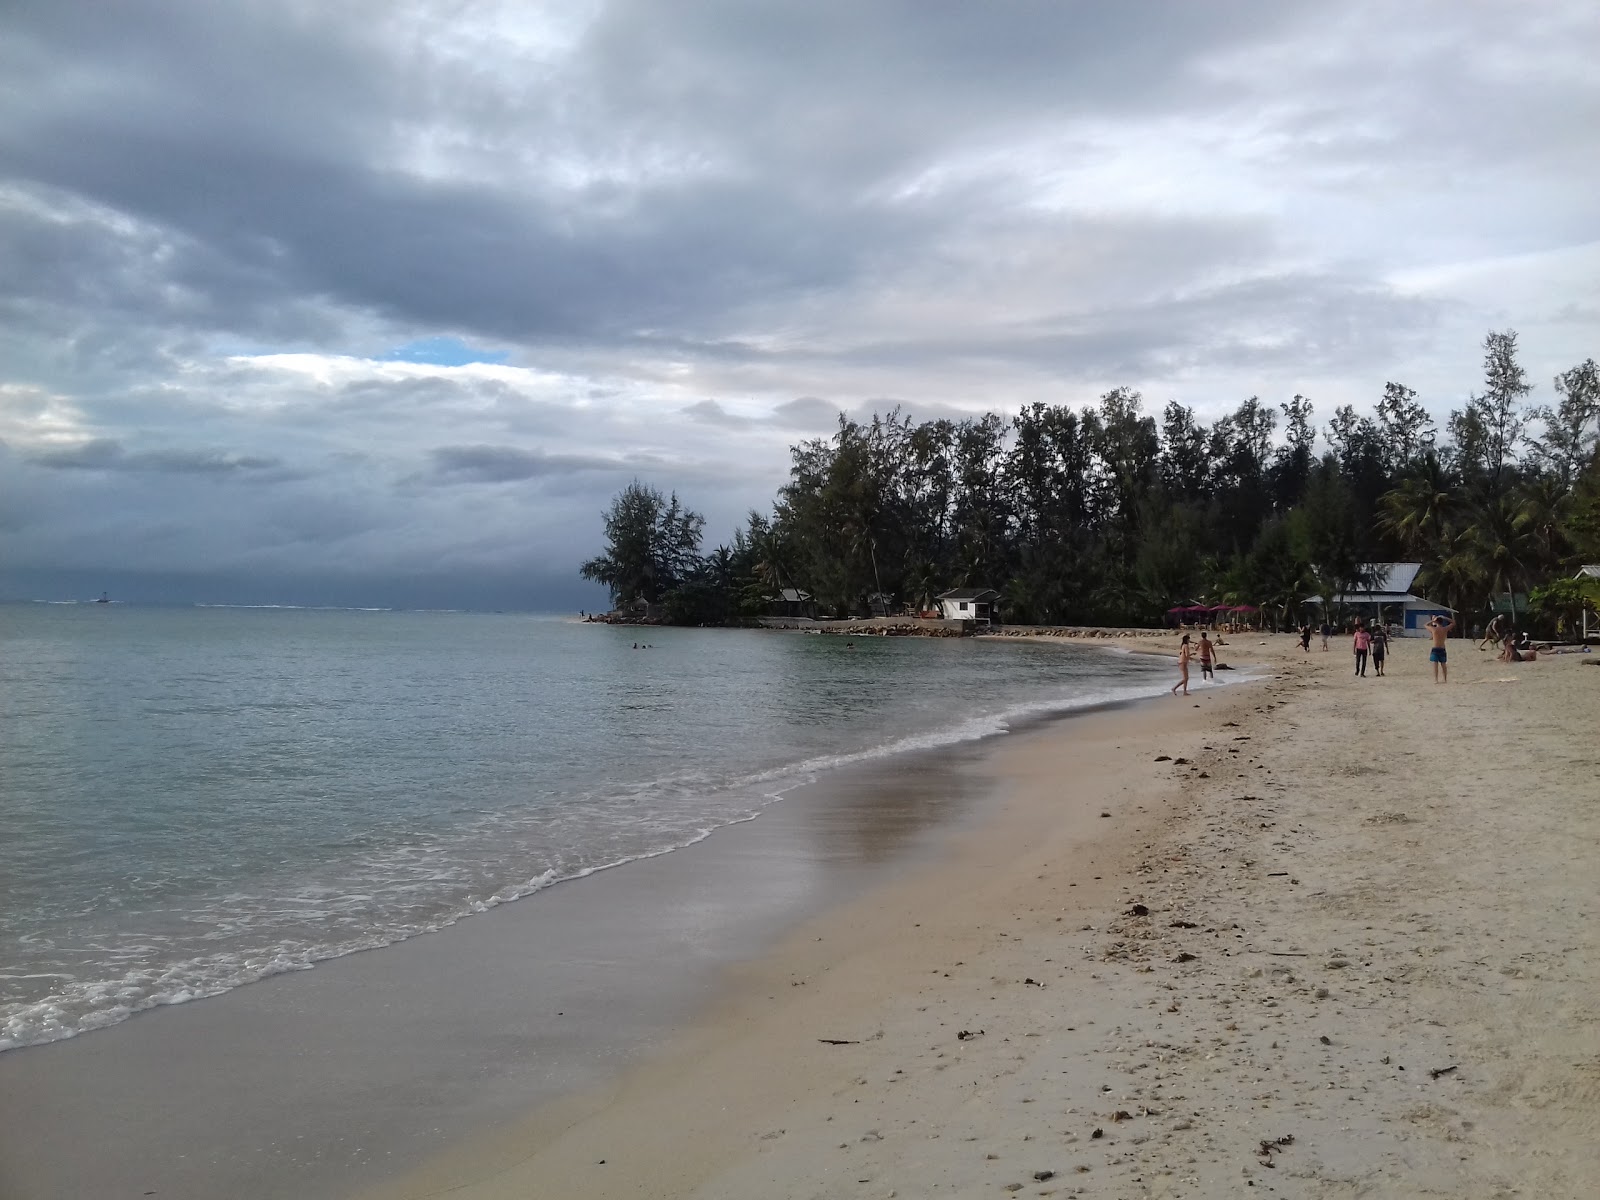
[936, 587, 1001, 625]
[1306, 562, 1454, 636]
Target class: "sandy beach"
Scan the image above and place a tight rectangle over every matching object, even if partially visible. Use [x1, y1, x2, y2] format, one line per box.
[361, 632, 1599, 1200]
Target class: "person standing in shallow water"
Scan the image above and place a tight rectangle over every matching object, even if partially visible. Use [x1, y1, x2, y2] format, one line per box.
[1171, 635, 1192, 697]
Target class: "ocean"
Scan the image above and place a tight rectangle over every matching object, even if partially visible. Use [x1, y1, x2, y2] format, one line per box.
[0, 603, 1176, 1053]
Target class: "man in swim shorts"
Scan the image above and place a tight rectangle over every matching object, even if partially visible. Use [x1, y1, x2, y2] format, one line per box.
[1427, 614, 1455, 683]
[1198, 632, 1215, 681]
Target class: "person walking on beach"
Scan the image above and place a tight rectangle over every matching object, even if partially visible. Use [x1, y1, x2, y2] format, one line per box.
[1171, 635, 1192, 697]
[1319, 621, 1332, 651]
[1427, 614, 1455, 683]
[1478, 612, 1508, 653]
[1298, 623, 1312, 653]
[1369, 622, 1388, 676]
[1352, 619, 1371, 677]
[1197, 632, 1215, 681]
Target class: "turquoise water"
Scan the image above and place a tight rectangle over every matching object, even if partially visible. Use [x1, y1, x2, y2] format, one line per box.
[0, 604, 1175, 1050]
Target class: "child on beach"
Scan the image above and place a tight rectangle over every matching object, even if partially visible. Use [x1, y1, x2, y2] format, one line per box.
[1198, 632, 1215, 681]
[1369, 623, 1388, 676]
[1298, 623, 1312, 653]
[1171, 635, 1192, 696]
[1352, 620, 1371, 677]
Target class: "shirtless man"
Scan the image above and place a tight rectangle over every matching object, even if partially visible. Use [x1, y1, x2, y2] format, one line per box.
[1427, 614, 1456, 683]
[1197, 632, 1215, 681]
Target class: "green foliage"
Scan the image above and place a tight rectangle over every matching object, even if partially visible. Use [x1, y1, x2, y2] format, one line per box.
[579, 331, 1597, 630]
[579, 480, 705, 605]
[1528, 577, 1600, 638]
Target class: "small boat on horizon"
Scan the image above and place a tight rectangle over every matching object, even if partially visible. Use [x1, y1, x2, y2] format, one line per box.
[95, 592, 110, 604]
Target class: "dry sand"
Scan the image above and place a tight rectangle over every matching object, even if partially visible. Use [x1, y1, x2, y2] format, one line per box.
[367, 634, 1599, 1200]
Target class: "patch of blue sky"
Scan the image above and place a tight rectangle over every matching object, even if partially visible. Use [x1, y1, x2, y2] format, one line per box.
[380, 336, 510, 367]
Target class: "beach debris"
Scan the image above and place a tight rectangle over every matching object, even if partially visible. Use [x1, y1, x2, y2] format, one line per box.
[1170, 919, 1199, 929]
[1257, 1134, 1295, 1166]
[1429, 1065, 1458, 1079]
[1100, 810, 1112, 817]
[957, 1029, 984, 1040]
[1174, 952, 1199, 963]
[1126, 903, 1150, 916]
[1111, 1110, 1133, 1122]
[1033, 1169, 1056, 1181]
[1222, 720, 1239, 727]
[819, 1038, 860, 1045]
[1319, 1036, 1332, 1045]
[1023, 977, 1045, 987]
[1266, 871, 1289, 877]
[1090, 1128, 1104, 1139]
[1172, 757, 1191, 765]
[1154, 754, 1172, 761]
[1197, 771, 1210, 778]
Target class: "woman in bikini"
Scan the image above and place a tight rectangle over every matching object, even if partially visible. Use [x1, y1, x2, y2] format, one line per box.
[1171, 635, 1192, 696]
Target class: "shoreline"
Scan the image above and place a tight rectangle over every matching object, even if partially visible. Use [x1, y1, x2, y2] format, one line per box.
[360, 633, 1598, 1199]
[0, 642, 1187, 1200]
[355, 661, 1256, 1199]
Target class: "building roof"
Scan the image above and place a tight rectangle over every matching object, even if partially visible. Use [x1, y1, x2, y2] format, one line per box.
[1578, 565, 1600, 579]
[937, 587, 1000, 601]
[1306, 563, 1444, 607]
[1359, 563, 1421, 593]
[1306, 591, 1453, 610]
[773, 588, 812, 603]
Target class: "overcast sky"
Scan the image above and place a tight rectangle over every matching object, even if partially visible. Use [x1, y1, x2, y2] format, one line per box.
[2, 0, 1596, 608]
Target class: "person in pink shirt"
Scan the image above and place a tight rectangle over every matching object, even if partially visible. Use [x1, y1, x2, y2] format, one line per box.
[1352, 619, 1371, 676]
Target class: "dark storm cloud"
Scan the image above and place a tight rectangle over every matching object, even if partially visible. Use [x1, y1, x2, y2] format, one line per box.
[0, 0, 1314, 355]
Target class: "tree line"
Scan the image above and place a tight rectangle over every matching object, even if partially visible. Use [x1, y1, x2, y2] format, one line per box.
[581, 330, 1600, 634]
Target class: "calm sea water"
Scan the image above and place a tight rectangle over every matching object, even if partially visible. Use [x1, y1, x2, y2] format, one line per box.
[0, 604, 1177, 1051]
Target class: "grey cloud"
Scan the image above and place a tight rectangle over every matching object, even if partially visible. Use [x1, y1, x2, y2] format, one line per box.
[771, 397, 839, 429]
[1, 0, 1596, 606]
[427, 445, 624, 484]
[24, 438, 283, 474]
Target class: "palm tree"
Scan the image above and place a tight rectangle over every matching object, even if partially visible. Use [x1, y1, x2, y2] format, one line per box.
[1460, 494, 1540, 624]
[1515, 474, 1571, 575]
[1376, 454, 1457, 557]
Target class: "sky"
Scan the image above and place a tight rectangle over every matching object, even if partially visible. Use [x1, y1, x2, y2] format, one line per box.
[2, 0, 1597, 609]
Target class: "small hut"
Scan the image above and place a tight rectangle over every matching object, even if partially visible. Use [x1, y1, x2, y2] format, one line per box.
[766, 588, 817, 619]
[936, 587, 1001, 626]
